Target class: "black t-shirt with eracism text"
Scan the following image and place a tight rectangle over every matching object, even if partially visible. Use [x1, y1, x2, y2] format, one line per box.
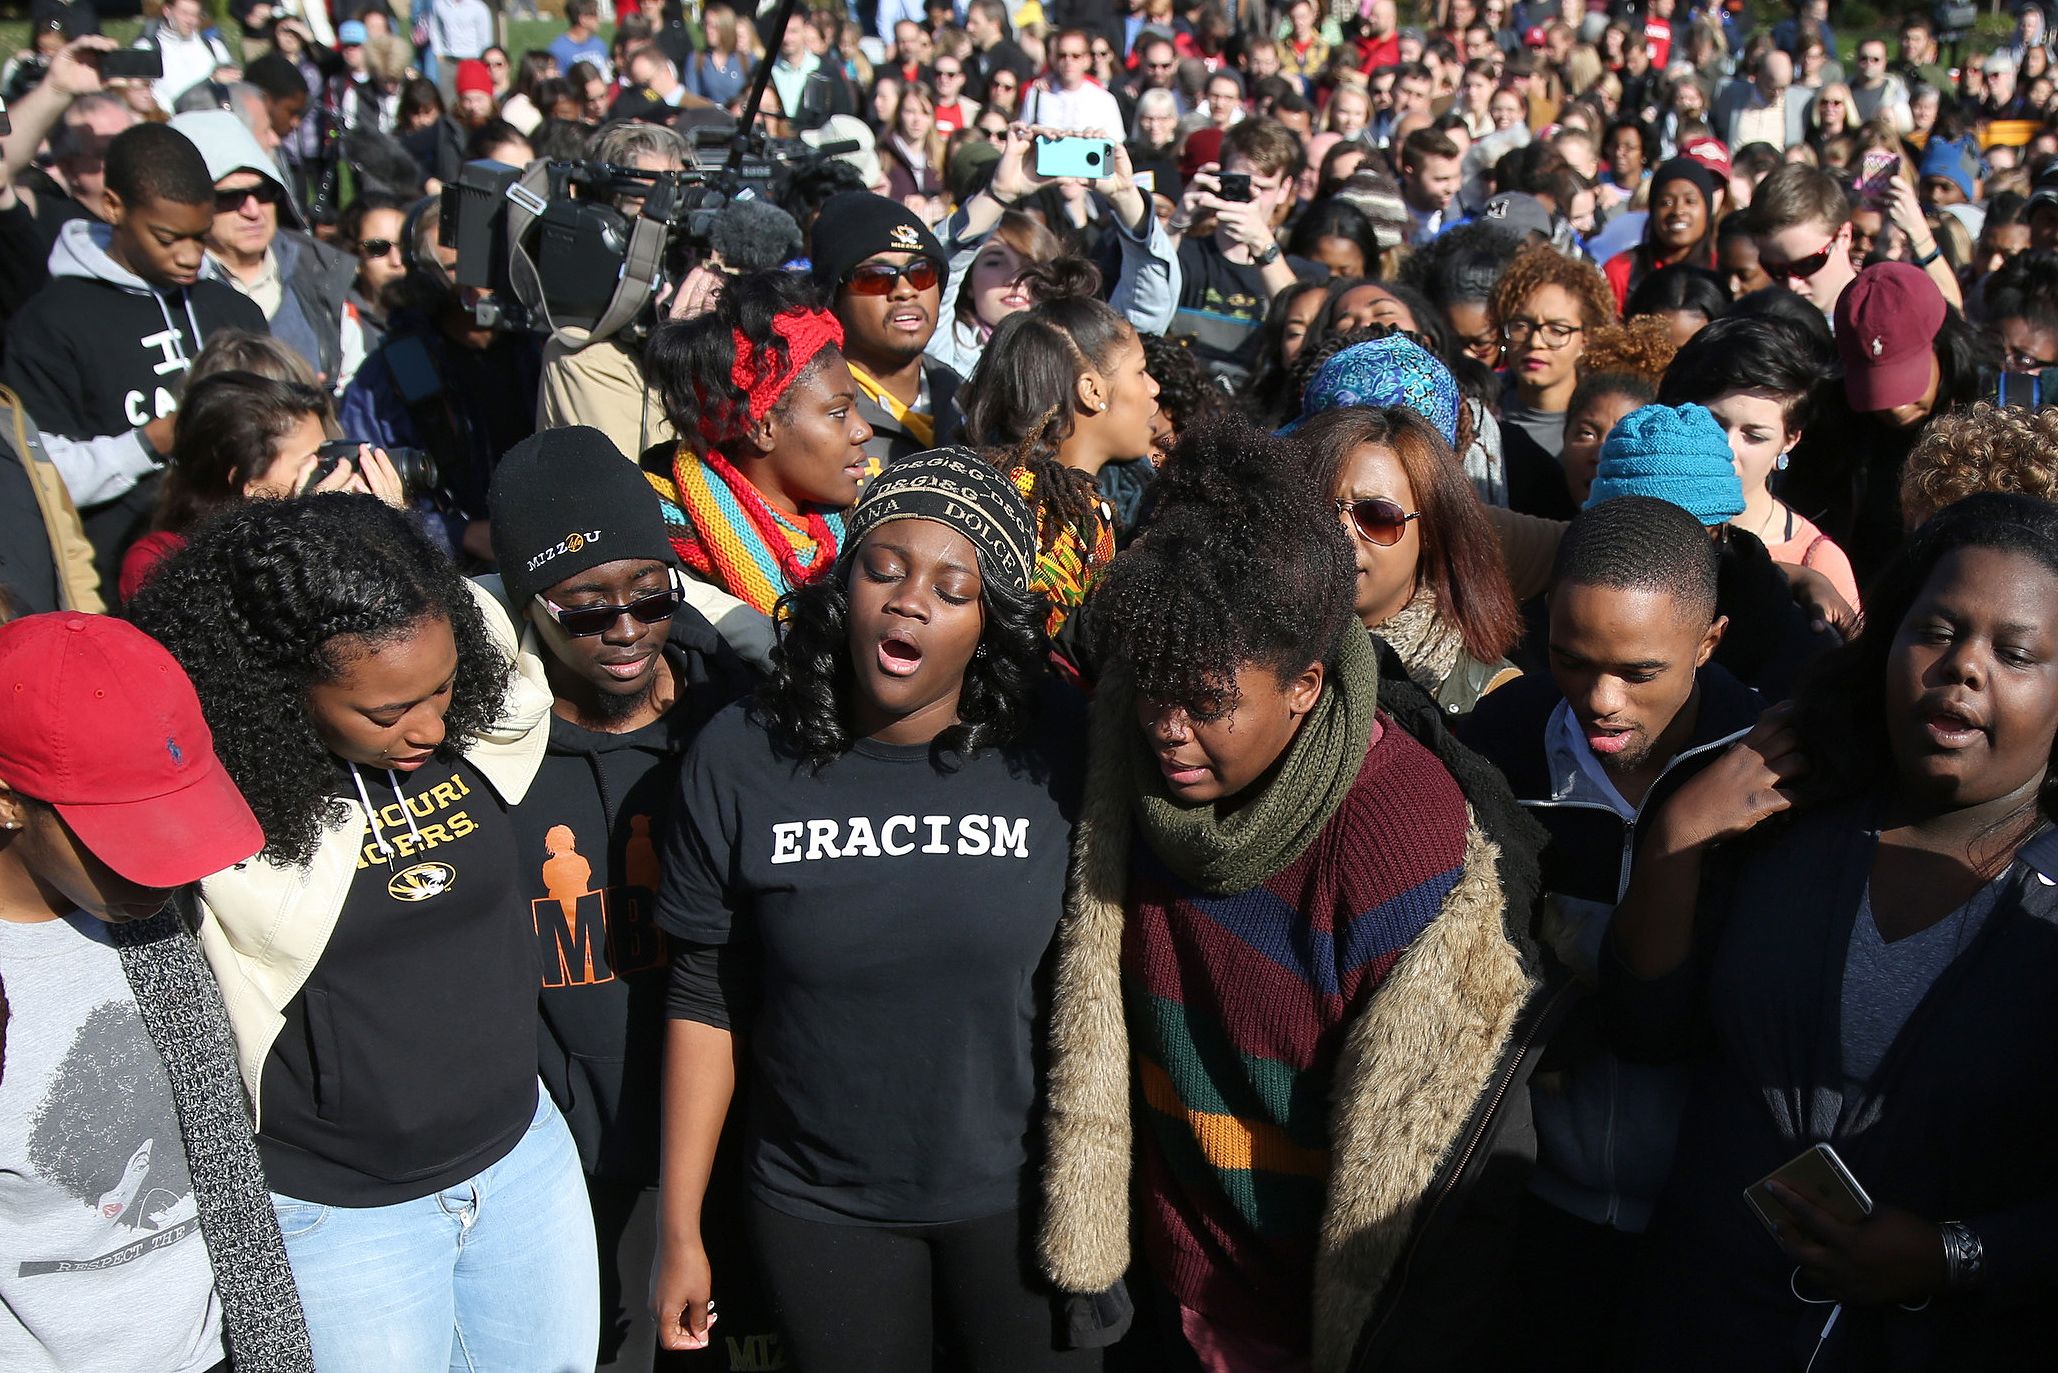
[656, 697, 1083, 1226]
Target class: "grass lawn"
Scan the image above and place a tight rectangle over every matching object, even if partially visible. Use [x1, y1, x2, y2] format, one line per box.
[0, 16, 605, 65]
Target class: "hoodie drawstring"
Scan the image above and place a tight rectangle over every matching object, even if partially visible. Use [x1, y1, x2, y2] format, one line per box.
[349, 760, 427, 865]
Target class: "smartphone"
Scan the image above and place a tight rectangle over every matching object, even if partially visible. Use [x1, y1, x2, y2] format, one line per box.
[1217, 171, 1253, 202]
[100, 49, 166, 81]
[1856, 149, 1898, 204]
[1035, 137, 1114, 180]
[1745, 1143, 1874, 1240]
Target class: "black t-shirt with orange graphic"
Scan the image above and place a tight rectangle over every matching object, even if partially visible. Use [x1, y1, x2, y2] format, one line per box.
[517, 705, 695, 1186]
[508, 612, 755, 1187]
[259, 753, 538, 1207]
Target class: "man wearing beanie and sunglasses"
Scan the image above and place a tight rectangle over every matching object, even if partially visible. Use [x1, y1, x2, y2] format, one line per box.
[811, 191, 963, 477]
[485, 426, 757, 1373]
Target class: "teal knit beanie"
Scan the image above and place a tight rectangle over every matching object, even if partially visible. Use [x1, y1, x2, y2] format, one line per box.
[1584, 402, 1745, 527]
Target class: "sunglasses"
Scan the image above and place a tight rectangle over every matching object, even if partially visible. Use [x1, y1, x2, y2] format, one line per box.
[216, 180, 285, 212]
[1335, 497, 1421, 546]
[843, 258, 940, 294]
[358, 237, 399, 258]
[537, 585, 682, 637]
[1761, 236, 1837, 282]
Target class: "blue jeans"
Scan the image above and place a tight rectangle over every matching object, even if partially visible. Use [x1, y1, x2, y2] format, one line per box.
[271, 1088, 599, 1373]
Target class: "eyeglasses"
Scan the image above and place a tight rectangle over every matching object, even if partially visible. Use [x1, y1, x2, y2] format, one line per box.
[1760, 236, 1838, 282]
[1501, 317, 1583, 348]
[843, 258, 940, 294]
[1336, 497, 1421, 546]
[1091, 45, 1113, 58]
[358, 237, 399, 258]
[935, 64, 962, 77]
[215, 180, 285, 213]
[1056, 47, 1090, 61]
[537, 585, 682, 637]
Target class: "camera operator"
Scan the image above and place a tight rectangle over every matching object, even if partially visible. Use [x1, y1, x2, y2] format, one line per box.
[340, 194, 541, 562]
[536, 121, 694, 461]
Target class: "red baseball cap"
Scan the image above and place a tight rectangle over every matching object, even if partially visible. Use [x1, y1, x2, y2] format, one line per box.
[1680, 135, 1731, 183]
[1835, 262, 1947, 413]
[0, 614, 263, 888]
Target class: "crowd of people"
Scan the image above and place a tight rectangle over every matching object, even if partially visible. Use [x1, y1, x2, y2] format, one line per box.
[7, 0, 2058, 1369]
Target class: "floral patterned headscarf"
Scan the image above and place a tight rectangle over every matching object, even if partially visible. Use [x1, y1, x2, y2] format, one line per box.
[1278, 335, 1460, 447]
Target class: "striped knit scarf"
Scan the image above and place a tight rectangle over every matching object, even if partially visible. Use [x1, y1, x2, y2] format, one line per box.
[1011, 464, 1116, 639]
[646, 444, 846, 616]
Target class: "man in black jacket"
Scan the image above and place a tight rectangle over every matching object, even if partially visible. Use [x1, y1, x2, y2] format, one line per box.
[1461, 496, 1763, 1368]
[485, 427, 756, 1373]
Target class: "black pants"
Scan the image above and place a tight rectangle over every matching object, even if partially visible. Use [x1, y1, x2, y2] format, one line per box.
[747, 1197, 1102, 1373]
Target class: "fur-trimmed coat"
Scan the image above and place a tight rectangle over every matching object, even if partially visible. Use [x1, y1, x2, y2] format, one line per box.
[1039, 657, 1551, 1372]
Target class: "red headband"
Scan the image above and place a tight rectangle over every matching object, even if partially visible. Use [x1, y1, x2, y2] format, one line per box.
[724, 307, 844, 431]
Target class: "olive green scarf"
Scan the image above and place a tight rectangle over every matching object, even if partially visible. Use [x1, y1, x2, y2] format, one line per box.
[1106, 625, 1380, 896]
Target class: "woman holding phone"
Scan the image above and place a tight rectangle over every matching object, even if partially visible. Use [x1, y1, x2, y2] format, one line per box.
[1606, 493, 2058, 1366]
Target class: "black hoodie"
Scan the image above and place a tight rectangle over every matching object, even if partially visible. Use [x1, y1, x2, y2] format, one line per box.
[510, 599, 756, 1183]
[0, 218, 266, 583]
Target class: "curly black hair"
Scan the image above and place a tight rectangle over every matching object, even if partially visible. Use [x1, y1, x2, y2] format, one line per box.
[756, 542, 1049, 770]
[1091, 416, 1356, 717]
[128, 494, 510, 868]
[1139, 332, 1226, 444]
[1792, 492, 2058, 831]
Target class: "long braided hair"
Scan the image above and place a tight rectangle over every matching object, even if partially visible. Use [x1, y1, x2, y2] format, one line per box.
[959, 257, 1129, 552]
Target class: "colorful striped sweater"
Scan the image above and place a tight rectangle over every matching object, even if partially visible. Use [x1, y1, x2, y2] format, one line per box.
[1121, 716, 1470, 1350]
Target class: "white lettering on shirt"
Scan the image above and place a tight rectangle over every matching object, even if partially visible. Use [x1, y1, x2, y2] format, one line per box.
[805, 819, 842, 861]
[765, 815, 1033, 864]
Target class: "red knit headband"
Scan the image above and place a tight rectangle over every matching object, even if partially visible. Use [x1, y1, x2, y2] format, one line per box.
[728, 307, 843, 427]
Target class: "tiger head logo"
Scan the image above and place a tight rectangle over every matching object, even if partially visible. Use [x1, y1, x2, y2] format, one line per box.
[388, 861, 455, 902]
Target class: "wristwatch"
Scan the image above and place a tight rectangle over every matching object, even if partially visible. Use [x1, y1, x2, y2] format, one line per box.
[1253, 242, 1283, 268]
[1939, 1220, 1986, 1293]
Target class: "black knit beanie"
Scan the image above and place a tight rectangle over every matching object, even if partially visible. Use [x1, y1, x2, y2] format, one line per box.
[844, 448, 1038, 592]
[809, 191, 949, 296]
[489, 426, 678, 607]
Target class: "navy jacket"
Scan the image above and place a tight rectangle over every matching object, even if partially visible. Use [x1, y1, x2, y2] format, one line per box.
[1606, 803, 2058, 1370]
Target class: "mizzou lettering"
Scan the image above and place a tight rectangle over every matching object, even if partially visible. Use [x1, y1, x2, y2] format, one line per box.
[355, 775, 483, 870]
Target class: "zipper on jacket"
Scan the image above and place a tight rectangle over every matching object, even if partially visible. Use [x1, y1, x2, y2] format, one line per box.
[1350, 978, 1576, 1367]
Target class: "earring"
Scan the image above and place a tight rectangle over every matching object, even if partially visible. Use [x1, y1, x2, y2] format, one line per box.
[974, 645, 989, 659]
[1095, 401, 1108, 412]
[1775, 450, 1791, 471]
